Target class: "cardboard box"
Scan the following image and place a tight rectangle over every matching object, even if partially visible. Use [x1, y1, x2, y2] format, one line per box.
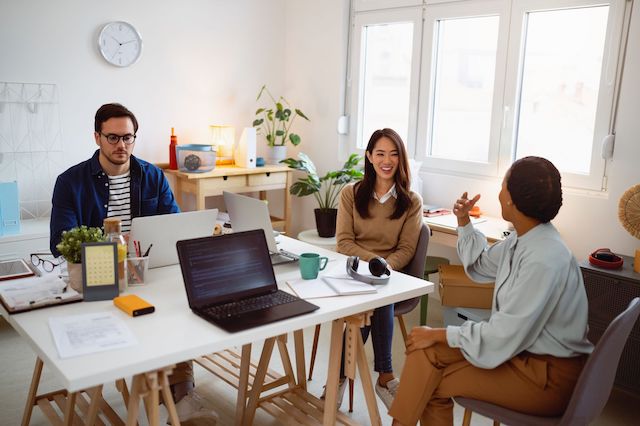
[438, 264, 494, 309]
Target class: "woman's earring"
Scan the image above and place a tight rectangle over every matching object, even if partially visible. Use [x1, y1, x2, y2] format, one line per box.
[507, 201, 512, 206]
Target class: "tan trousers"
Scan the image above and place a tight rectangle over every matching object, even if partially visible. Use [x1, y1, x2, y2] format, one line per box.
[388, 343, 586, 426]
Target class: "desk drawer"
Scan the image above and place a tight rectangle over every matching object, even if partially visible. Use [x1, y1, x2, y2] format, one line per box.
[201, 175, 247, 192]
[248, 172, 287, 187]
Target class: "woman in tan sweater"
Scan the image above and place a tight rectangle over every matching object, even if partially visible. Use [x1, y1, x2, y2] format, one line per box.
[333, 128, 423, 409]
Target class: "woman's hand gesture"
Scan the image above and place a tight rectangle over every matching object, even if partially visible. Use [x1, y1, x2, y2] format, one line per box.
[453, 192, 481, 226]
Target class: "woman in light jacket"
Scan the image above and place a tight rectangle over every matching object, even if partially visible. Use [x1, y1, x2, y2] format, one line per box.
[389, 156, 593, 426]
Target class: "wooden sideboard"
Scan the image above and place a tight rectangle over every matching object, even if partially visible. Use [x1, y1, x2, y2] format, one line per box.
[163, 165, 293, 235]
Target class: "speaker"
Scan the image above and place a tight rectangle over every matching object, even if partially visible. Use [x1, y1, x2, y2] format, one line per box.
[588, 248, 624, 269]
[346, 256, 390, 285]
[234, 127, 257, 168]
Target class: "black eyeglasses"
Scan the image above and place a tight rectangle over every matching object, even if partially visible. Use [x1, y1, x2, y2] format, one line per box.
[100, 132, 137, 145]
[30, 253, 65, 272]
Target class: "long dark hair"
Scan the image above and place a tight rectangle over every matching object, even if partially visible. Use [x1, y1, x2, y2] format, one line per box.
[354, 128, 411, 219]
[507, 156, 562, 223]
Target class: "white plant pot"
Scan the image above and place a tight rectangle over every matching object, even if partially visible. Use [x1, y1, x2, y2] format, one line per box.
[267, 145, 287, 165]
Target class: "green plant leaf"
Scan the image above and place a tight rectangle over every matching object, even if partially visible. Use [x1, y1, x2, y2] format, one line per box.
[275, 130, 284, 136]
[290, 134, 301, 146]
[276, 102, 283, 111]
[252, 119, 263, 127]
[255, 108, 265, 115]
[295, 109, 310, 121]
[266, 134, 274, 143]
[256, 84, 267, 100]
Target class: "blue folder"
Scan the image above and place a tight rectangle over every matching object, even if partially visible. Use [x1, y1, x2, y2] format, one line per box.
[0, 181, 21, 236]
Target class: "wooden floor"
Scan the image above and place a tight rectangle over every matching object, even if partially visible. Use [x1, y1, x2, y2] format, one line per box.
[2, 296, 639, 425]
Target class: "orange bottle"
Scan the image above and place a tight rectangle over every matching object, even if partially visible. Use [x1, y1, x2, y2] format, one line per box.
[169, 127, 178, 170]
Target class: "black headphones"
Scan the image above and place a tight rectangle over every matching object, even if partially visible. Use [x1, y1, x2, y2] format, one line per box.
[346, 256, 391, 285]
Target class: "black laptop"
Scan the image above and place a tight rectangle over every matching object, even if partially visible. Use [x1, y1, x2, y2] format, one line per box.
[176, 229, 319, 332]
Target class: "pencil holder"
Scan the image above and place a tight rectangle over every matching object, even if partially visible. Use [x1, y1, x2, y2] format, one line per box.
[126, 257, 150, 286]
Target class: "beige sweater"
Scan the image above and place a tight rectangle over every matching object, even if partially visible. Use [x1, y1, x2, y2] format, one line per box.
[336, 183, 423, 270]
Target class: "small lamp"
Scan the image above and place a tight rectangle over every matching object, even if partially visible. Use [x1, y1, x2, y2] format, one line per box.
[210, 125, 235, 165]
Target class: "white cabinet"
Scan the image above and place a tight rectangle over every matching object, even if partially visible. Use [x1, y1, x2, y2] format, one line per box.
[0, 219, 50, 260]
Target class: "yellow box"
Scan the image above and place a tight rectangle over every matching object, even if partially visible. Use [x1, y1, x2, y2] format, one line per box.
[438, 264, 494, 309]
[113, 294, 155, 317]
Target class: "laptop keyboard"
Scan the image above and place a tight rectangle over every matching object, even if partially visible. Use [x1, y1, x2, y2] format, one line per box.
[202, 291, 300, 319]
[272, 249, 299, 260]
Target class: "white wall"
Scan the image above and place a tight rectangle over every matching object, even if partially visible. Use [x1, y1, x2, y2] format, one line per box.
[285, 0, 640, 261]
[0, 0, 286, 167]
[2, 0, 638, 260]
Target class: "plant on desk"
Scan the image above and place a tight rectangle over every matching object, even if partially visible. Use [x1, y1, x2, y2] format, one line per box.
[56, 226, 105, 292]
[282, 152, 363, 237]
[253, 85, 310, 164]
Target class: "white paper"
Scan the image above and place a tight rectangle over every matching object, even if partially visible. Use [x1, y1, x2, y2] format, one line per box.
[0, 274, 77, 309]
[287, 278, 337, 299]
[49, 312, 137, 359]
[322, 275, 377, 295]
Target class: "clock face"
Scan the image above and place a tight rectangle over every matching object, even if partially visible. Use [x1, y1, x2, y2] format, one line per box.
[98, 21, 143, 67]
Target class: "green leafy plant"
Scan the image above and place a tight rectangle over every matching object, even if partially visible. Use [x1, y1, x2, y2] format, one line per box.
[253, 85, 310, 147]
[281, 153, 364, 210]
[56, 226, 105, 264]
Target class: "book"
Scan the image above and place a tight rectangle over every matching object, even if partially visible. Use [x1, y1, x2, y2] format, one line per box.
[287, 274, 377, 299]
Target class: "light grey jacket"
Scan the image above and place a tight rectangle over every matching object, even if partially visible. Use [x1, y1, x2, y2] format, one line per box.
[446, 222, 594, 369]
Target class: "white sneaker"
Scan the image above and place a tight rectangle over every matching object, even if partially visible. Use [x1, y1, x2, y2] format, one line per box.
[375, 378, 400, 411]
[320, 377, 348, 408]
[171, 391, 218, 425]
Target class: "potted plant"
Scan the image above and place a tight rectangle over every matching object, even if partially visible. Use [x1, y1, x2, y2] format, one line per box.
[253, 85, 310, 164]
[56, 225, 105, 292]
[282, 153, 363, 237]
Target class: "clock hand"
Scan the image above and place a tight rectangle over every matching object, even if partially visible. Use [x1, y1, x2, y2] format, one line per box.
[121, 39, 138, 45]
[109, 35, 123, 46]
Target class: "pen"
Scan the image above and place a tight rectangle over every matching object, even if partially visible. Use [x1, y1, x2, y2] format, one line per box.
[143, 244, 153, 257]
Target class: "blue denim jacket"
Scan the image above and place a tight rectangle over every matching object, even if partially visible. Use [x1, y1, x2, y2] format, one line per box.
[50, 150, 180, 256]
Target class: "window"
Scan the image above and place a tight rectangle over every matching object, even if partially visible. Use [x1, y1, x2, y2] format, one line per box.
[348, 0, 628, 190]
[349, 8, 423, 153]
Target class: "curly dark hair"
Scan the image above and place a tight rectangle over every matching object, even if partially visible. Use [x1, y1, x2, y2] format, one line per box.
[507, 156, 562, 223]
[354, 128, 411, 220]
[94, 103, 139, 133]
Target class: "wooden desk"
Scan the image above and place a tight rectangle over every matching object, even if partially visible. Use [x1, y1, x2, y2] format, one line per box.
[424, 214, 511, 247]
[2, 236, 432, 425]
[164, 165, 293, 235]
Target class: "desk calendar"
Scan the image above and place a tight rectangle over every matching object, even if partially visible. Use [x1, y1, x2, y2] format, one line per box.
[81, 242, 119, 301]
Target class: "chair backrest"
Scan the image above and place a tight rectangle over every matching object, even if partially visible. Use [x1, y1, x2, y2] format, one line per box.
[560, 297, 640, 425]
[401, 223, 430, 278]
[394, 223, 430, 316]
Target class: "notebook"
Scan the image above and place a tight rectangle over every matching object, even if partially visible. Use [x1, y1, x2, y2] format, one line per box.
[129, 209, 218, 269]
[223, 191, 299, 265]
[176, 229, 319, 332]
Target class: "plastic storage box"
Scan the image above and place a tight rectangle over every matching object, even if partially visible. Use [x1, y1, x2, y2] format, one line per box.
[176, 144, 216, 173]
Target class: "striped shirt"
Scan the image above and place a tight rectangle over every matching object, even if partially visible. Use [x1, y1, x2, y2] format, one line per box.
[107, 172, 132, 233]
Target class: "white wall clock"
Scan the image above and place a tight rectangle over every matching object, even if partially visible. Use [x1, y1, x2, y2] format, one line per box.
[98, 21, 143, 67]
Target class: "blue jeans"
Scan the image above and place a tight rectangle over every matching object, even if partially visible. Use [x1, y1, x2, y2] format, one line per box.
[340, 304, 394, 376]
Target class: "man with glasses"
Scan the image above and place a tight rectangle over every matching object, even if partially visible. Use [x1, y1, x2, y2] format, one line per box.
[49, 104, 216, 423]
[50, 102, 179, 253]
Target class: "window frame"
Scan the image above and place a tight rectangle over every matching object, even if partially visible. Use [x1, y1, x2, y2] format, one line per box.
[415, 0, 510, 177]
[348, 7, 424, 156]
[498, 0, 626, 190]
[345, 0, 628, 191]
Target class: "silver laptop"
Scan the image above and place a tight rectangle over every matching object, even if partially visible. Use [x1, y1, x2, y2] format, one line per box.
[129, 209, 219, 269]
[223, 191, 299, 265]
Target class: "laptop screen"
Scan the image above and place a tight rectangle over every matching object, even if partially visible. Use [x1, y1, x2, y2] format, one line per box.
[177, 230, 278, 308]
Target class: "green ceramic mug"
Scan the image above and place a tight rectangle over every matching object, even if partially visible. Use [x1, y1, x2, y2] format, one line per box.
[299, 252, 329, 280]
